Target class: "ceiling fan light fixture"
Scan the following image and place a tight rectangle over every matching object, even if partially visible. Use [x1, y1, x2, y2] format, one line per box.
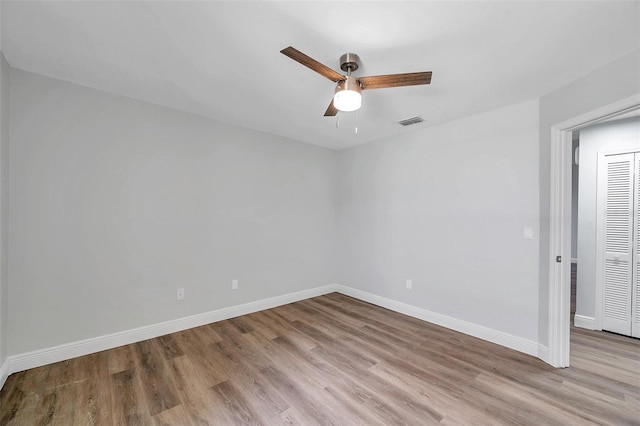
[333, 76, 362, 112]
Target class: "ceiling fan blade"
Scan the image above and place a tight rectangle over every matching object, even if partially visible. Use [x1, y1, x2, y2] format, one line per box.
[324, 99, 338, 117]
[359, 72, 432, 90]
[281, 46, 345, 83]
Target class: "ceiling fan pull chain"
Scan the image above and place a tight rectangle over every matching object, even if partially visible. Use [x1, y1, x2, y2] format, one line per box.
[336, 117, 340, 128]
[355, 111, 358, 134]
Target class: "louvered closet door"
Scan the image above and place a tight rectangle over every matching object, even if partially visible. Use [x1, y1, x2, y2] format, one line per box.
[633, 154, 640, 338]
[602, 153, 634, 336]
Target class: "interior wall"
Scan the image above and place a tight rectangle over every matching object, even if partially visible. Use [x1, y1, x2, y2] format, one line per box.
[537, 48, 640, 346]
[8, 69, 338, 355]
[4, 49, 640, 364]
[337, 100, 540, 341]
[576, 116, 640, 320]
[0, 52, 9, 369]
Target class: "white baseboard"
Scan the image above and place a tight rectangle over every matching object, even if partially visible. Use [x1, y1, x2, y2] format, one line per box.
[3, 282, 550, 391]
[573, 314, 595, 330]
[334, 285, 541, 358]
[4, 284, 339, 379]
[537, 344, 549, 363]
[0, 358, 8, 390]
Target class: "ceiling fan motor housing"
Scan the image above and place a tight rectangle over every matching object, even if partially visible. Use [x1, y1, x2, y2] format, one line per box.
[340, 53, 360, 73]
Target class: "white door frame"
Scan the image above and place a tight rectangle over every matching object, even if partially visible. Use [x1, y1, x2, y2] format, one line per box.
[547, 94, 640, 368]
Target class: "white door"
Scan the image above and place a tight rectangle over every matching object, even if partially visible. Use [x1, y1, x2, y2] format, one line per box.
[600, 153, 636, 336]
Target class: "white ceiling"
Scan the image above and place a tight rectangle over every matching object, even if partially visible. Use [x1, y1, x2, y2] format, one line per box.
[2, 1, 639, 150]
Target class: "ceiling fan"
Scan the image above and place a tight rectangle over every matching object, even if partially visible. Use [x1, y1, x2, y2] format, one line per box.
[280, 46, 432, 116]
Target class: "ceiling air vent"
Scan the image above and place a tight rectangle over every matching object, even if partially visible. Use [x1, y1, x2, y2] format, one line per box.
[398, 116, 424, 126]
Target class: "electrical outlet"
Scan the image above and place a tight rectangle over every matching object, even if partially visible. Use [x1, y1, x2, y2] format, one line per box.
[406, 280, 412, 290]
[232, 279, 238, 290]
[176, 288, 185, 300]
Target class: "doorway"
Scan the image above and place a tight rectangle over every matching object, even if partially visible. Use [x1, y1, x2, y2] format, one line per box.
[547, 96, 640, 368]
[571, 119, 640, 341]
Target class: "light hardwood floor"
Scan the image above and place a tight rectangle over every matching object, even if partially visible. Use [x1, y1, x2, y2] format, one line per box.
[1, 293, 639, 425]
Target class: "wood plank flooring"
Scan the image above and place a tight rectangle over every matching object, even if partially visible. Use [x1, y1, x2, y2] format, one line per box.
[1, 293, 639, 425]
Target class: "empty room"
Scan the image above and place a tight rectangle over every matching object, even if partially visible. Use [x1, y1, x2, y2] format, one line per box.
[0, 1, 639, 425]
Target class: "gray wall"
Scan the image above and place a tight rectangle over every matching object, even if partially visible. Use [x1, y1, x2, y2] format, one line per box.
[576, 117, 640, 320]
[0, 52, 8, 369]
[4, 48, 640, 362]
[336, 100, 541, 341]
[537, 49, 640, 346]
[8, 70, 338, 355]
[571, 137, 579, 260]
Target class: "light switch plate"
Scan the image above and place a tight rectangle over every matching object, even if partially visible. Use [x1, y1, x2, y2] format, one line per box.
[523, 227, 533, 240]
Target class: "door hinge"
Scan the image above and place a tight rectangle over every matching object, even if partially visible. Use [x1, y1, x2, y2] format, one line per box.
[556, 255, 562, 263]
